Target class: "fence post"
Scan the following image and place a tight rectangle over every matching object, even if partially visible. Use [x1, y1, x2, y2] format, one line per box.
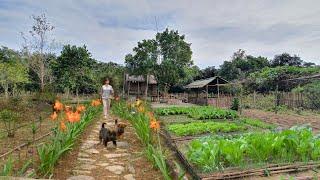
[275, 84, 279, 114]
[253, 90, 256, 108]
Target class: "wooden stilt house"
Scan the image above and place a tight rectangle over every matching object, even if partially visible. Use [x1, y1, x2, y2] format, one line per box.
[185, 76, 231, 107]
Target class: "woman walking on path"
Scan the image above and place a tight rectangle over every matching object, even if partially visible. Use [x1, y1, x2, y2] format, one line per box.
[101, 78, 114, 119]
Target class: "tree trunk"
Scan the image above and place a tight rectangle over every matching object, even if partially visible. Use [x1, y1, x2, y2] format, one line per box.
[76, 87, 79, 104]
[40, 61, 45, 92]
[3, 83, 9, 99]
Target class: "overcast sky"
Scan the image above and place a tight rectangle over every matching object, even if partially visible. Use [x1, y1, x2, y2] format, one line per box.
[1, 0, 320, 68]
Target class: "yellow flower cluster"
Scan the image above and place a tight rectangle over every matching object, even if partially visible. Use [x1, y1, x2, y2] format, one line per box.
[130, 99, 160, 132]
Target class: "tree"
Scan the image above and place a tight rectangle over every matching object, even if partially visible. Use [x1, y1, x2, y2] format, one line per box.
[0, 62, 29, 98]
[0, 47, 29, 98]
[92, 61, 125, 94]
[125, 39, 158, 98]
[125, 28, 193, 95]
[271, 53, 303, 67]
[218, 50, 270, 81]
[198, 66, 217, 80]
[21, 14, 55, 92]
[51, 45, 96, 97]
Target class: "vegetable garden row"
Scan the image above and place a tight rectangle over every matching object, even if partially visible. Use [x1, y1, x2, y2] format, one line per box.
[155, 106, 320, 179]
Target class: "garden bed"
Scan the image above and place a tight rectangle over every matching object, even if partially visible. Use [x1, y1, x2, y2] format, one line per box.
[156, 105, 320, 179]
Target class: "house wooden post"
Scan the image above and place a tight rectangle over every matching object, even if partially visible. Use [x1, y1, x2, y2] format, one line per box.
[253, 90, 256, 108]
[206, 85, 209, 105]
[127, 81, 130, 97]
[122, 73, 126, 98]
[217, 78, 220, 107]
[137, 82, 140, 96]
[196, 89, 199, 104]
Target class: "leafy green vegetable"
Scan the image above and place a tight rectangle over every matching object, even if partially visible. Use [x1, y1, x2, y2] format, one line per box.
[187, 126, 320, 172]
[156, 106, 238, 120]
[168, 122, 246, 136]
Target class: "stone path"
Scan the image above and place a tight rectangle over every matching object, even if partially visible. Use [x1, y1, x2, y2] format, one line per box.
[65, 115, 162, 180]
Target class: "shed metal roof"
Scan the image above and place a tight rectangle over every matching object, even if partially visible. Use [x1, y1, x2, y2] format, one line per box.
[185, 76, 228, 89]
[126, 74, 157, 84]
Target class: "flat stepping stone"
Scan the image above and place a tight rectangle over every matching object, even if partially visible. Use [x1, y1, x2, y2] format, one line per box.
[105, 165, 125, 175]
[72, 170, 91, 175]
[85, 140, 99, 144]
[78, 164, 97, 171]
[116, 141, 129, 148]
[127, 165, 135, 174]
[68, 175, 95, 180]
[124, 174, 135, 180]
[85, 149, 99, 154]
[78, 152, 90, 158]
[77, 158, 96, 163]
[104, 153, 129, 159]
[96, 162, 109, 167]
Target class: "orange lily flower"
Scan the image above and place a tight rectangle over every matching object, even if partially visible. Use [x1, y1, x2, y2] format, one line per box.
[150, 120, 160, 131]
[66, 111, 81, 123]
[91, 99, 101, 106]
[54, 100, 64, 111]
[76, 105, 86, 112]
[50, 111, 58, 120]
[60, 121, 67, 131]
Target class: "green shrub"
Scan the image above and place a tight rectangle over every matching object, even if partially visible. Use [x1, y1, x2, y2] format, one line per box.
[230, 97, 240, 111]
[0, 109, 19, 137]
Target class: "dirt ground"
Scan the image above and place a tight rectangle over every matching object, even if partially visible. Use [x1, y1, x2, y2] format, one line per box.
[242, 109, 320, 131]
[0, 99, 53, 175]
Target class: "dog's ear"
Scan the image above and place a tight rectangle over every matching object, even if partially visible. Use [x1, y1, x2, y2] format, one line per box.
[118, 123, 127, 128]
[115, 119, 118, 125]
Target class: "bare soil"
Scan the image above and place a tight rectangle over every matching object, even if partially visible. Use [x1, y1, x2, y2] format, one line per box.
[242, 109, 320, 131]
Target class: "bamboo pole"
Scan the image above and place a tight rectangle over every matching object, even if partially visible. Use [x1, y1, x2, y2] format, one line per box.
[0, 131, 52, 158]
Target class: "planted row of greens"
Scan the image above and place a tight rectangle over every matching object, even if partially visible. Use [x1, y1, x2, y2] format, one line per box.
[166, 118, 274, 137]
[187, 126, 320, 172]
[168, 122, 247, 136]
[155, 106, 238, 120]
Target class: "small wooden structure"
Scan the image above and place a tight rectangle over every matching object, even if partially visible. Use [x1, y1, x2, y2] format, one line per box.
[124, 74, 158, 99]
[185, 76, 230, 107]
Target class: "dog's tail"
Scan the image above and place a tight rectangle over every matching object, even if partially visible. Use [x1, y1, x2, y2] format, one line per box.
[102, 122, 106, 128]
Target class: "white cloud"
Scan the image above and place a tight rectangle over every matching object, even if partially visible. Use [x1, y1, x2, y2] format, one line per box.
[0, 0, 320, 67]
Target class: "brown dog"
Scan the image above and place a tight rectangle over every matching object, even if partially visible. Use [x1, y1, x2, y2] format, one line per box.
[99, 119, 127, 147]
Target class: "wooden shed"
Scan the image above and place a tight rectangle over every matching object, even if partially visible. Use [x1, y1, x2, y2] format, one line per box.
[185, 76, 230, 106]
[124, 74, 158, 98]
